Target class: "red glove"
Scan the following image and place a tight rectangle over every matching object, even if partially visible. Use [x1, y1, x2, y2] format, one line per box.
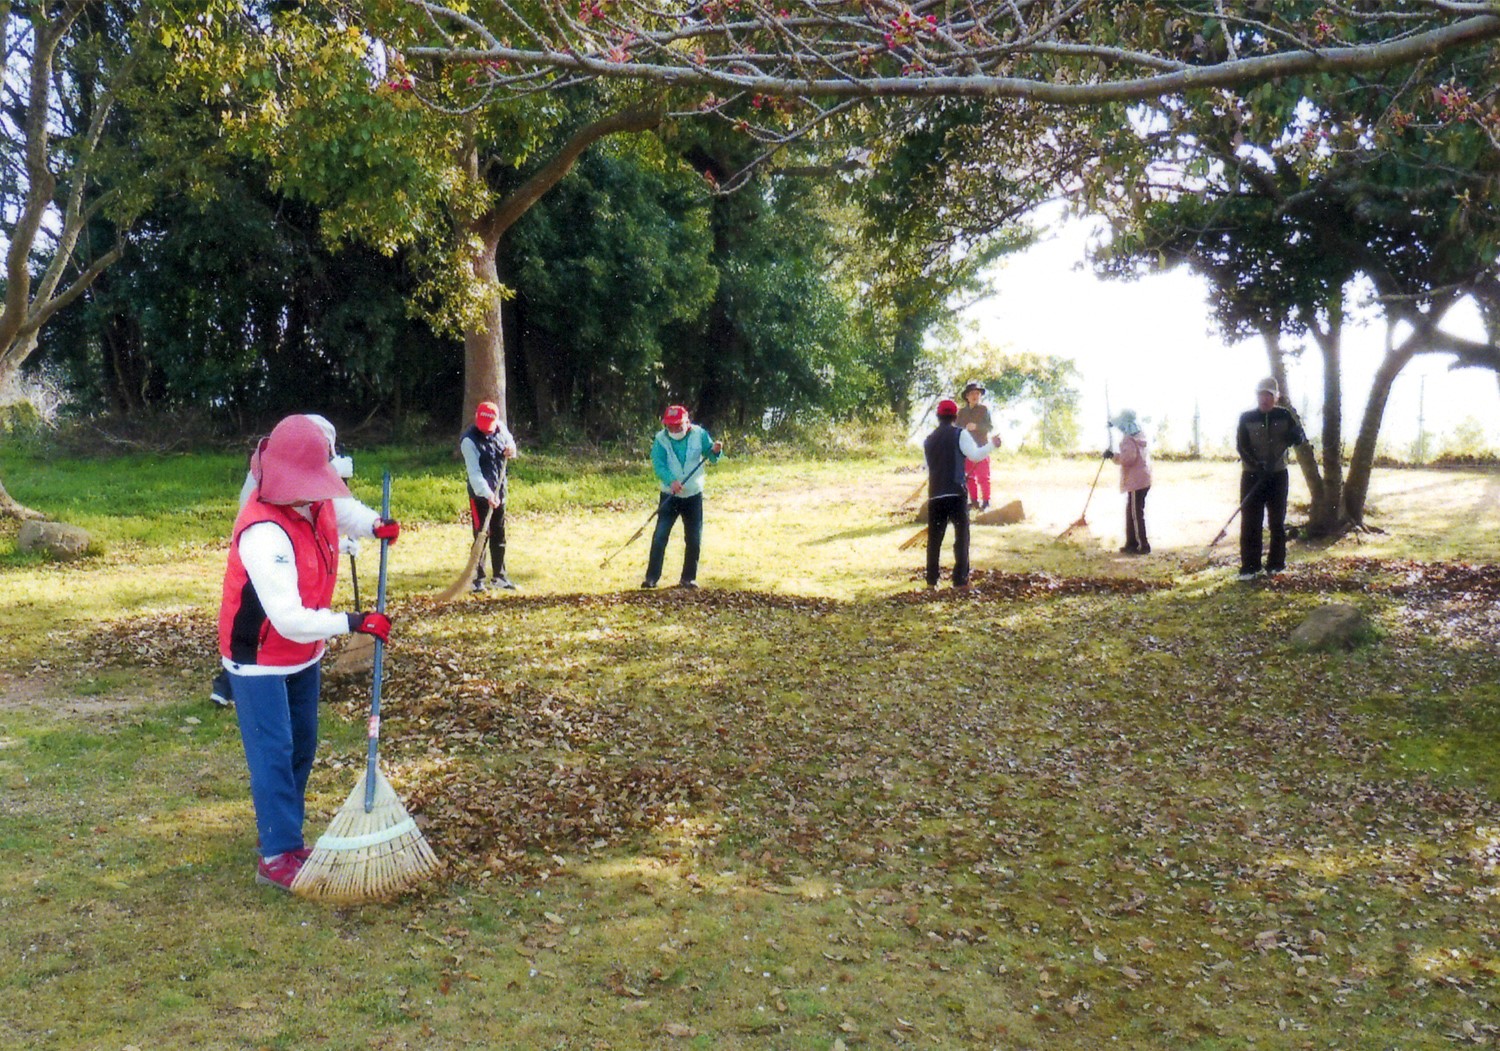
[372, 519, 400, 546]
[348, 612, 392, 643]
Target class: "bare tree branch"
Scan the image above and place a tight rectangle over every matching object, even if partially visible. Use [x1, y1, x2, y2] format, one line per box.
[401, 2, 1500, 107]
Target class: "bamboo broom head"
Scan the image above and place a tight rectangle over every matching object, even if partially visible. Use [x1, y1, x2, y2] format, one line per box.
[291, 768, 442, 903]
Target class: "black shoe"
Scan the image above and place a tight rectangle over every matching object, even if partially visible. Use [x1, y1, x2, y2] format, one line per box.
[676, 580, 698, 589]
[1119, 545, 1139, 555]
[1139, 543, 1151, 554]
[210, 672, 233, 708]
[640, 580, 657, 590]
[980, 501, 989, 511]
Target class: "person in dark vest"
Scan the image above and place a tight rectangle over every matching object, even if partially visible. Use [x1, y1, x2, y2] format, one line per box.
[1234, 377, 1309, 580]
[218, 414, 399, 891]
[643, 404, 723, 589]
[924, 398, 1001, 588]
[461, 400, 519, 591]
[955, 380, 995, 510]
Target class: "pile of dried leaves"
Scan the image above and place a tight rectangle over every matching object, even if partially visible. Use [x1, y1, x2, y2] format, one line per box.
[1271, 557, 1500, 601]
[322, 642, 714, 883]
[406, 587, 842, 617]
[895, 568, 1171, 604]
[82, 610, 218, 668]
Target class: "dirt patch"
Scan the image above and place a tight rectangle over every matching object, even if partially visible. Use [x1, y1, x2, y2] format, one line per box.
[0, 667, 186, 717]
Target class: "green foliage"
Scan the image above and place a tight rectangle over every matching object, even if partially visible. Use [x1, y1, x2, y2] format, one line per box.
[506, 145, 717, 435]
[37, 163, 460, 423]
[1437, 416, 1497, 461]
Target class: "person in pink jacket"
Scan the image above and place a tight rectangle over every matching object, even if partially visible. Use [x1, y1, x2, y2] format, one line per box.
[1106, 409, 1152, 554]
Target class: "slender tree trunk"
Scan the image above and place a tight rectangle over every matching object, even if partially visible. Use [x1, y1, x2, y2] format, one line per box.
[1263, 325, 1328, 527]
[1310, 317, 1345, 533]
[1342, 324, 1417, 524]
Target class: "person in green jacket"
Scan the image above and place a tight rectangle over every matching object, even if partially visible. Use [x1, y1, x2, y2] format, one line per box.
[643, 404, 724, 589]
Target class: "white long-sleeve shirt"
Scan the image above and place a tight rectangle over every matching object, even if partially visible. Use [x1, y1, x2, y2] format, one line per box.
[221, 501, 381, 677]
[460, 423, 517, 502]
[959, 429, 999, 461]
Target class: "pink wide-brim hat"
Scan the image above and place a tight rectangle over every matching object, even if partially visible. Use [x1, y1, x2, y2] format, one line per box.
[254, 414, 352, 505]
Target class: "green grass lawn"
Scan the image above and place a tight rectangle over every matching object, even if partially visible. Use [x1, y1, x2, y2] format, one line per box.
[1, 446, 1498, 1049]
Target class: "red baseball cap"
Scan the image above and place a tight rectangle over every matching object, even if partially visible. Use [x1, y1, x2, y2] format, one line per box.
[662, 405, 688, 428]
[254, 415, 353, 505]
[936, 398, 959, 418]
[474, 401, 501, 433]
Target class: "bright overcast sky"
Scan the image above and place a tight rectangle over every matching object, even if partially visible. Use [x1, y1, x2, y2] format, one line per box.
[962, 212, 1500, 458]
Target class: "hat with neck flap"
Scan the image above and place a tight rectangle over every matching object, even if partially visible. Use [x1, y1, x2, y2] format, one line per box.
[254, 414, 352, 505]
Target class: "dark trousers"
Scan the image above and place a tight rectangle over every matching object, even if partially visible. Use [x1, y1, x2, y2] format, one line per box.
[926, 495, 971, 586]
[1124, 486, 1150, 551]
[1240, 470, 1290, 573]
[646, 492, 703, 585]
[469, 493, 507, 582]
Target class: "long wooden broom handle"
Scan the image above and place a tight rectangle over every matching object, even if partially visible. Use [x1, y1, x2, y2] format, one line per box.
[1077, 454, 1109, 520]
[1209, 473, 1267, 548]
[364, 470, 392, 813]
[600, 454, 710, 568]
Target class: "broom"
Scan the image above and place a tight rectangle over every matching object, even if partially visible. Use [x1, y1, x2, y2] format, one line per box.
[294, 470, 442, 902]
[435, 505, 494, 602]
[600, 456, 708, 569]
[340, 550, 376, 664]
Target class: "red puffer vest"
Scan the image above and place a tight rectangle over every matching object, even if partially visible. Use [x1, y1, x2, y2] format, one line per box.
[219, 499, 339, 667]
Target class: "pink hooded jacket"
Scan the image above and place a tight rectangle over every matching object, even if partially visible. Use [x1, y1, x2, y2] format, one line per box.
[1115, 433, 1152, 493]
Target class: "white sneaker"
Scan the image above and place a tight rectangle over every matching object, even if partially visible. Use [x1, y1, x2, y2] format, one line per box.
[1237, 571, 1259, 582]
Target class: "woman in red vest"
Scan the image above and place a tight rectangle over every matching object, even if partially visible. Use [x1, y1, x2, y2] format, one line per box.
[218, 415, 399, 890]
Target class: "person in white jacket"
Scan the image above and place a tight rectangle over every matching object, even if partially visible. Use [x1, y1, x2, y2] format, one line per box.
[217, 414, 400, 891]
[211, 415, 384, 707]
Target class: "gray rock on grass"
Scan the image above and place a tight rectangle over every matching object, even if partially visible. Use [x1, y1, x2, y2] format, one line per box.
[18, 521, 93, 561]
[1289, 603, 1371, 652]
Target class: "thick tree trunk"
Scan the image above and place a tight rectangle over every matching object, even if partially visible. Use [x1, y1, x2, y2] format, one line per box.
[1342, 327, 1417, 524]
[462, 233, 507, 428]
[454, 105, 663, 431]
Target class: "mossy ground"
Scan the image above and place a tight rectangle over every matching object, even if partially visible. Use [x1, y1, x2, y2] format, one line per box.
[1, 451, 1498, 1049]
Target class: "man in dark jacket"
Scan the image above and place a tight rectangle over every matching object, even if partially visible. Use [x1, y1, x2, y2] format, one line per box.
[1234, 377, 1308, 580]
[924, 398, 1001, 588]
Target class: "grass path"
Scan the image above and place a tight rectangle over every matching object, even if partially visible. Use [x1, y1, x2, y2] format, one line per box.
[2, 455, 1498, 1049]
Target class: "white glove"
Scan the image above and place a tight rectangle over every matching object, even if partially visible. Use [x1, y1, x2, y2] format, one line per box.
[339, 535, 360, 557]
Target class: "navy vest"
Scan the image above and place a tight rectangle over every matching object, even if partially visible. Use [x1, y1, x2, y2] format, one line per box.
[924, 424, 965, 498]
[463, 424, 506, 493]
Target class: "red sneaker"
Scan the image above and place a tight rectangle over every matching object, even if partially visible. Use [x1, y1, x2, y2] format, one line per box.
[255, 851, 305, 891]
[292, 846, 312, 863]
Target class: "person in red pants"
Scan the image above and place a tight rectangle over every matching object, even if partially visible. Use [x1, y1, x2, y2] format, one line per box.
[955, 381, 996, 510]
